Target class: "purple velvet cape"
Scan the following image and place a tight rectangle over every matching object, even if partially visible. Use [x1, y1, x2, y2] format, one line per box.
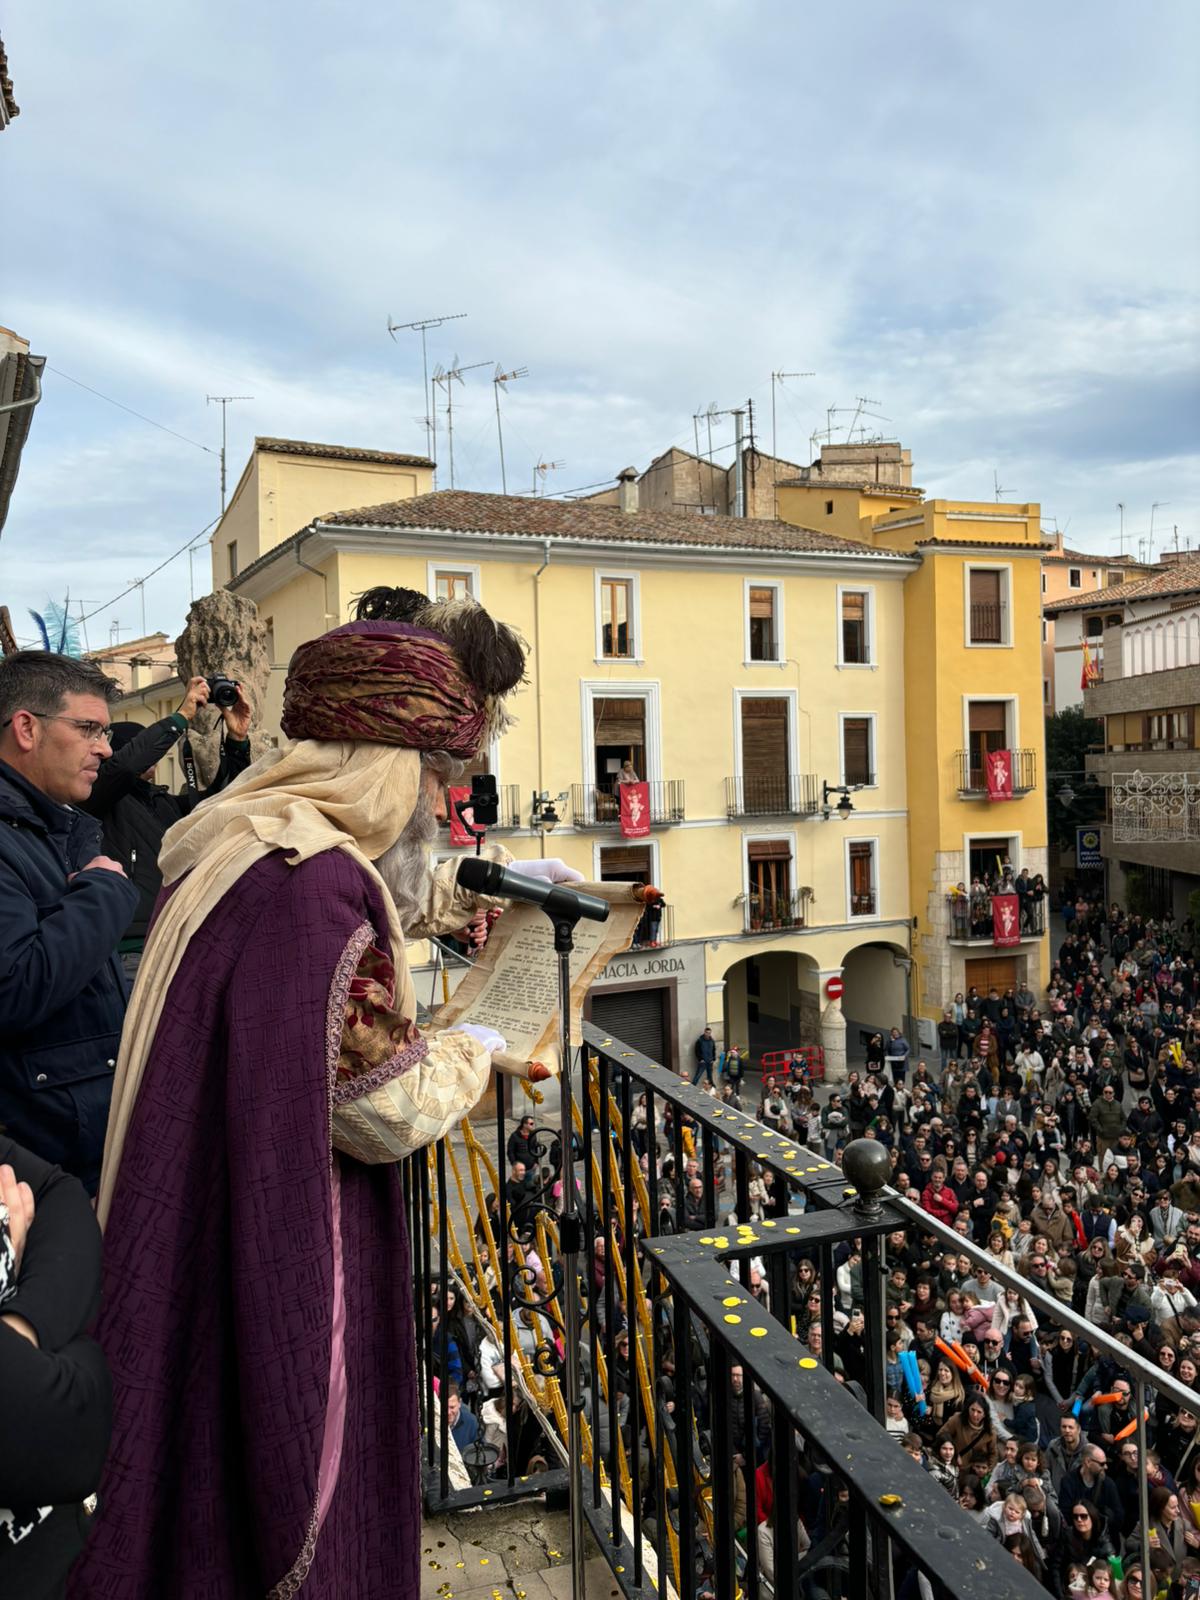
[69, 850, 421, 1600]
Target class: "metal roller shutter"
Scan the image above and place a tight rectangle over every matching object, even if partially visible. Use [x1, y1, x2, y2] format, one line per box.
[590, 987, 668, 1065]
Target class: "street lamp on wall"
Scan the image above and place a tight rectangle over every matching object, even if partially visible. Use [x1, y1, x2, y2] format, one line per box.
[532, 790, 568, 833]
[821, 781, 855, 822]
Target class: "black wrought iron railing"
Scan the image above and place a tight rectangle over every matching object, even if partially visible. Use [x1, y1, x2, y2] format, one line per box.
[724, 773, 820, 817]
[945, 891, 1047, 941]
[744, 889, 810, 932]
[570, 780, 685, 827]
[954, 748, 1037, 795]
[403, 1024, 1192, 1600]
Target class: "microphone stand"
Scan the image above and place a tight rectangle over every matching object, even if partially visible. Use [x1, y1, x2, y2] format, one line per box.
[546, 902, 587, 1600]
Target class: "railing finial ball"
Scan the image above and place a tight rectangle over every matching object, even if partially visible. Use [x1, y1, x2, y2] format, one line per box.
[841, 1138, 890, 1219]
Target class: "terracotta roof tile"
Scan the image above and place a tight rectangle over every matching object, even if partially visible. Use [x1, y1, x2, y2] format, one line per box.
[777, 478, 924, 497]
[913, 536, 1049, 550]
[315, 489, 903, 556]
[1043, 558, 1200, 614]
[255, 436, 433, 469]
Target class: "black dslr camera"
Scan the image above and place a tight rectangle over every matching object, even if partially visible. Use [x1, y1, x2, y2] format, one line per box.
[206, 675, 240, 710]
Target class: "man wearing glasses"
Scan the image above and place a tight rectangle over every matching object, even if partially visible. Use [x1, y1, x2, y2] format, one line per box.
[0, 651, 136, 1193]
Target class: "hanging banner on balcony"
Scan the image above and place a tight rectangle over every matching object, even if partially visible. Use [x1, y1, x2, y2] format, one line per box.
[619, 780, 651, 838]
[985, 748, 1014, 801]
[993, 893, 1020, 946]
[448, 786, 475, 847]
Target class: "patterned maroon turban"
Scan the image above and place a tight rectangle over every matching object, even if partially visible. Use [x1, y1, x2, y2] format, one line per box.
[281, 621, 488, 755]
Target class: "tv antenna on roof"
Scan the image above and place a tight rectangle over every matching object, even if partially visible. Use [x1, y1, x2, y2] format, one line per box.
[533, 457, 565, 496]
[387, 312, 467, 476]
[993, 470, 1014, 502]
[770, 370, 814, 517]
[843, 395, 888, 443]
[493, 365, 529, 495]
[206, 395, 254, 512]
[432, 356, 491, 489]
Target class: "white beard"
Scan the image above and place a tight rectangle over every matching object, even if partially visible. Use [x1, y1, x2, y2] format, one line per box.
[374, 790, 438, 932]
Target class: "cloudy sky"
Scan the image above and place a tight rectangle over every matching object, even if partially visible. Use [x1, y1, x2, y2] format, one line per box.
[3, 1, 1198, 649]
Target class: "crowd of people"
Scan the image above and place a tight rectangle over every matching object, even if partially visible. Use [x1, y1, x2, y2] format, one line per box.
[433, 898, 1200, 1600]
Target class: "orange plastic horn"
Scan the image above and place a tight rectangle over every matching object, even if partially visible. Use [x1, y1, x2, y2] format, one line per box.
[1091, 1392, 1125, 1407]
[1113, 1410, 1150, 1443]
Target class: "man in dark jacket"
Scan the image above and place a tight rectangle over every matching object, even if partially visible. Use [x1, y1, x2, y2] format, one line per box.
[83, 675, 252, 972]
[0, 652, 138, 1192]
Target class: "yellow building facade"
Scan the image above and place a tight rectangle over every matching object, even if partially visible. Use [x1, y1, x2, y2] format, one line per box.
[779, 470, 1051, 1027]
[113, 438, 1051, 1077]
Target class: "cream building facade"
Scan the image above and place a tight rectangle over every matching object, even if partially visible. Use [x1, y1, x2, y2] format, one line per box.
[113, 436, 1050, 1077]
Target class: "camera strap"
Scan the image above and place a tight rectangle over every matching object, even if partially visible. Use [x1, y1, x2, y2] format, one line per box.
[180, 734, 200, 793]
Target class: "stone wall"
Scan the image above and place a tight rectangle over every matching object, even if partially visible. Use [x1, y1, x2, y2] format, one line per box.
[174, 591, 271, 785]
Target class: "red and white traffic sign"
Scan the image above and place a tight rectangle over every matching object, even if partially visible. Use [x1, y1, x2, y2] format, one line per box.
[825, 976, 844, 1001]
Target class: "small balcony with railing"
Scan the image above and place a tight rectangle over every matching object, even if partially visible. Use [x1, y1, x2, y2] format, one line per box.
[631, 900, 675, 948]
[744, 887, 812, 933]
[569, 780, 685, 828]
[945, 891, 1046, 943]
[725, 773, 820, 818]
[968, 600, 1006, 645]
[440, 782, 523, 834]
[954, 749, 1037, 798]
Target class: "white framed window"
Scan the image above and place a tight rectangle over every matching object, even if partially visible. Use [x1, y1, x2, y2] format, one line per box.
[594, 837, 661, 886]
[227, 540, 239, 582]
[731, 687, 800, 782]
[837, 585, 875, 667]
[426, 560, 481, 602]
[845, 836, 879, 919]
[594, 570, 642, 662]
[581, 680, 662, 788]
[1068, 568, 1082, 589]
[744, 578, 784, 664]
[962, 830, 1022, 887]
[962, 694, 1020, 791]
[964, 564, 1012, 647]
[839, 712, 876, 788]
[741, 830, 801, 931]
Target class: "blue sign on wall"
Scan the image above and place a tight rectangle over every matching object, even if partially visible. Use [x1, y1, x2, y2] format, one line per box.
[1076, 826, 1102, 869]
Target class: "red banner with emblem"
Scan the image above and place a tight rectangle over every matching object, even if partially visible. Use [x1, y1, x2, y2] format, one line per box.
[985, 748, 1014, 801]
[448, 785, 475, 847]
[619, 781, 651, 839]
[993, 893, 1020, 947]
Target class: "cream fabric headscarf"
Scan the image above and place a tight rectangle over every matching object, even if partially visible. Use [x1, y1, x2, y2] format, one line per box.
[96, 738, 420, 1226]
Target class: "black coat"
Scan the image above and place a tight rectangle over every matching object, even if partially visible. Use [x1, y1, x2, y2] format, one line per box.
[82, 716, 251, 941]
[0, 1136, 111, 1599]
[0, 760, 137, 1192]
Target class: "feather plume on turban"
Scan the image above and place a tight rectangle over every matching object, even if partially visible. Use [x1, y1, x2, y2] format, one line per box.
[280, 593, 526, 757]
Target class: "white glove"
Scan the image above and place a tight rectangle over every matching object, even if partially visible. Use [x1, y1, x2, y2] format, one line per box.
[512, 857, 584, 885]
[457, 1023, 508, 1057]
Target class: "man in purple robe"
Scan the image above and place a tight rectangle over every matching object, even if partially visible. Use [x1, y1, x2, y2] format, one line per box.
[70, 589, 575, 1599]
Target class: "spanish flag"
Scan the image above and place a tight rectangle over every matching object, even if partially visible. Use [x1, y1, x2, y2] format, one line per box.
[1081, 639, 1100, 690]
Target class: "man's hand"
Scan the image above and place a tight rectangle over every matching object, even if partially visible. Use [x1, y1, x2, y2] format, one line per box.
[221, 683, 253, 742]
[512, 858, 584, 885]
[74, 855, 128, 878]
[177, 676, 211, 722]
[0, 1163, 34, 1274]
[455, 910, 491, 950]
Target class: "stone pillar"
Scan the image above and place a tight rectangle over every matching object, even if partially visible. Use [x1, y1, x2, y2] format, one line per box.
[819, 999, 847, 1085]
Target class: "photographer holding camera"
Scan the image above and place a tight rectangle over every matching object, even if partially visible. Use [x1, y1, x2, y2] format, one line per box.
[83, 674, 252, 977]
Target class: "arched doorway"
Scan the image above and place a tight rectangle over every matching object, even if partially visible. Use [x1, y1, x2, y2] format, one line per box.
[722, 948, 821, 1065]
[840, 941, 910, 1065]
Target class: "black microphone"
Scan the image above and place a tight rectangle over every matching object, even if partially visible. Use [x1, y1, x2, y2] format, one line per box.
[456, 857, 610, 924]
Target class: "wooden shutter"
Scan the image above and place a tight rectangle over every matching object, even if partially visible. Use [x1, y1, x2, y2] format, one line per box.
[600, 845, 653, 880]
[749, 587, 775, 617]
[849, 841, 873, 897]
[843, 718, 870, 784]
[747, 839, 791, 861]
[741, 698, 789, 780]
[969, 570, 1001, 606]
[593, 698, 645, 746]
[968, 701, 1008, 734]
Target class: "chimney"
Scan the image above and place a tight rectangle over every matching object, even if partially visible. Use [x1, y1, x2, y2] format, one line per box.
[617, 466, 638, 515]
[1055, 530, 1065, 554]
